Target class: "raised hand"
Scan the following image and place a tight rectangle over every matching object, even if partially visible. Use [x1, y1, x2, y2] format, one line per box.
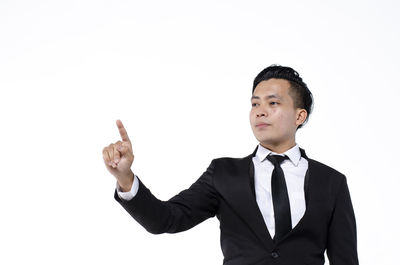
[102, 120, 135, 191]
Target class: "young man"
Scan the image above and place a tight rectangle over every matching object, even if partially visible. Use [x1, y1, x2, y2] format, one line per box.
[102, 65, 358, 265]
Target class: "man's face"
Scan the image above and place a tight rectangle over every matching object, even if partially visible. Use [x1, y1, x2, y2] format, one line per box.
[249, 78, 304, 150]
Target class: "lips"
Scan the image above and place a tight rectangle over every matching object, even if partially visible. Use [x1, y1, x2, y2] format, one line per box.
[256, 123, 270, 127]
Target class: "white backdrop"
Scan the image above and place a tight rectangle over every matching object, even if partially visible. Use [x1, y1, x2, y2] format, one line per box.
[1, 0, 399, 264]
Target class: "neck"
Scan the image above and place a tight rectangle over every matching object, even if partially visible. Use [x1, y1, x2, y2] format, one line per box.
[260, 140, 296, 154]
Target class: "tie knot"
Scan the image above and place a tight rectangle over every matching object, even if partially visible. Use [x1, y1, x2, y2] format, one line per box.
[266, 154, 288, 166]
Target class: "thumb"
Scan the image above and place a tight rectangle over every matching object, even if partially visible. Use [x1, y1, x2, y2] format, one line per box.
[117, 142, 132, 156]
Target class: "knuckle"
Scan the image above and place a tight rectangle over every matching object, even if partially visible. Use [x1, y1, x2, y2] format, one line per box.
[103, 150, 109, 158]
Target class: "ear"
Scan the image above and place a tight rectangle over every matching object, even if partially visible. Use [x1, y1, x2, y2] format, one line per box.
[295, 108, 308, 127]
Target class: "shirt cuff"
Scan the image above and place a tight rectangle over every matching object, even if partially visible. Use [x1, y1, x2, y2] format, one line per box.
[116, 174, 139, 201]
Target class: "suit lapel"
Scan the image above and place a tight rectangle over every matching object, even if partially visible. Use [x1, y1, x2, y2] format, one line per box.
[215, 146, 274, 250]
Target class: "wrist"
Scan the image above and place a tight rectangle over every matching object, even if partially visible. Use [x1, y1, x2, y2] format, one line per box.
[118, 171, 134, 192]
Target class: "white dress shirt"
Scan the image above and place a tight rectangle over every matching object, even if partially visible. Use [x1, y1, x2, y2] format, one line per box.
[116, 143, 308, 238]
[252, 143, 308, 238]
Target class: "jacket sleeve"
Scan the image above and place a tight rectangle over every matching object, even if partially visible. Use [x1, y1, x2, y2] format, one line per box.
[326, 176, 359, 265]
[114, 159, 220, 234]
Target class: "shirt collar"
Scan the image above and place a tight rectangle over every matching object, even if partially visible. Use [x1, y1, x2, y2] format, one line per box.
[255, 143, 302, 166]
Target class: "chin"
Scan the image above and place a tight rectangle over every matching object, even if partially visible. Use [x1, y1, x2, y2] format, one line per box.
[257, 136, 275, 145]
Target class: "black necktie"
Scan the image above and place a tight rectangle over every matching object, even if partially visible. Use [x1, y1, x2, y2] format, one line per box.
[266, 154, 292, 241]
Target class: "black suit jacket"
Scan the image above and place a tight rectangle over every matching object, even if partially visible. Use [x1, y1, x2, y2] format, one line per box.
[114, 146, 358, 265]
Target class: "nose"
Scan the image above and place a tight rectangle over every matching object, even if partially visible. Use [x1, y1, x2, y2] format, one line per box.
[256, 107, 268, 117]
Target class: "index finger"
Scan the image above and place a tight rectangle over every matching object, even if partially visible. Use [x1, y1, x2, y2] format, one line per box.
[116, 119, 131, 142]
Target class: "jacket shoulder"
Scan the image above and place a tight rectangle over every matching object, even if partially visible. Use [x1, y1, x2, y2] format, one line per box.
[209, 154, 252, 175]
[211, 154, 251, 165]
[307, 158, 348, 197]
[308, 157, 346, 178]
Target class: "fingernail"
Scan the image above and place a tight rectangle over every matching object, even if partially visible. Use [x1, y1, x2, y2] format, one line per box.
[114, 159, 119, 163]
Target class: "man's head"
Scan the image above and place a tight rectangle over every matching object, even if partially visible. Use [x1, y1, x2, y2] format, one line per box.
[249, 65, 314, 152]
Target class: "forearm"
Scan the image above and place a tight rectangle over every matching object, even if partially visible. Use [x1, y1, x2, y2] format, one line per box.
[115, 177, 177, 234]
[114, 160, 219, 234]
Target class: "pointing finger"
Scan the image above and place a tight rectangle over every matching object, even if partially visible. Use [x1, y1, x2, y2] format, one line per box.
[116, 119, 130, 143]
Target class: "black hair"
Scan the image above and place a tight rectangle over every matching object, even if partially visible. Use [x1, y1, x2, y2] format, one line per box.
[252, 64, 314, 129]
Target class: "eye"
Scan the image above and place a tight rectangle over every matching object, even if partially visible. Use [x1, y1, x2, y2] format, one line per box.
[270, 102, 278, 105]
[252, 103, 258, 107]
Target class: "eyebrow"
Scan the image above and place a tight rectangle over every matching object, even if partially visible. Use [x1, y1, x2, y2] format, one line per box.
[251, 94, 281, 100]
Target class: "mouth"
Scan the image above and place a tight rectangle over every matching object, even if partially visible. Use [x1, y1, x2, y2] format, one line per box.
[255, 123, 271, 128]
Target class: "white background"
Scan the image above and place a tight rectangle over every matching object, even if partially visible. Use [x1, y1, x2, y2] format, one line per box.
[1, 0, 399, 264]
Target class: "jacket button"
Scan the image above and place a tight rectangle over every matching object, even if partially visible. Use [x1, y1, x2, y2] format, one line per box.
[271, 252, 279, 258]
